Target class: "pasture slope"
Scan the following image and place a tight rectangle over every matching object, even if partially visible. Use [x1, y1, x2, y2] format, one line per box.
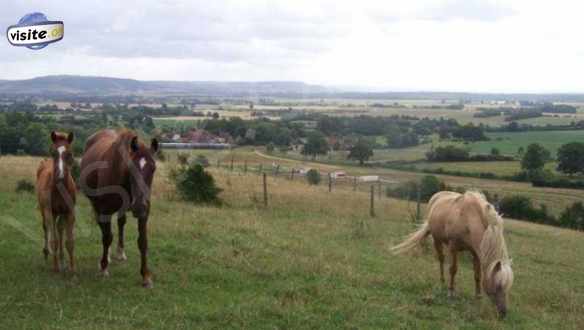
[0, 155, 583, 329]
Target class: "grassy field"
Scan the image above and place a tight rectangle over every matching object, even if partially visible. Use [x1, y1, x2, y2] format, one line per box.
[2, 153, 584, 328]
[468, 130, 584, 157]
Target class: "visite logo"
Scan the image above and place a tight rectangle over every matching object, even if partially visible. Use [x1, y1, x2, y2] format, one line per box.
[6, 12, 63, 50]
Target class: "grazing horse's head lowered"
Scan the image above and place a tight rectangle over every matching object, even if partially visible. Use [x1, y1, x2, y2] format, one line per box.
[49, 131, 74, 183]
[128, 136, 159, 219]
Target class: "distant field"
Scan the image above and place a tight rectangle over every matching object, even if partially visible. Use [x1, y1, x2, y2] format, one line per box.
[410, 161, 561, 177]
[471, 130, 584, 156]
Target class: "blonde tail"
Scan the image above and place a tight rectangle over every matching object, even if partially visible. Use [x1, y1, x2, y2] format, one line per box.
[391, 221, 430, 255]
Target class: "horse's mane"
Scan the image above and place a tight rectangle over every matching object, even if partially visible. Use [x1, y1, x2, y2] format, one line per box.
[469, 190, 514, 291]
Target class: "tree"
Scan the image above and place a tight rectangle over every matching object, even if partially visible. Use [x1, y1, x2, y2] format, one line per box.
[490, 147, 500, 156]
[521, 143, 550, 174]
[24, 123, 49, 156]
[302, 132, 328, 160]
[557, 142, 584, 175]
[306, 169, 321, 185]
[348, 139, 373, 165]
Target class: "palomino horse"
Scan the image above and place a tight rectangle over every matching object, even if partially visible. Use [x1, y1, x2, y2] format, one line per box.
[80, 129, 158, 288]
[392, 191, 514, 318]
[36, 131, 76, 272]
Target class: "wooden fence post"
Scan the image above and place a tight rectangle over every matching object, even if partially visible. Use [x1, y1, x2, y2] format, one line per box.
[290, 168, 295, 180]
[263, 173, 268, 207]
[328, 173, 332, 192]
[274, 164, 280, 176]
[378, 182, 382, 199]
[244, 160, 248, 173]
[230, 155, 234, 171]
[416, 185, 421, 222]
[370, 185, 375, 217]
[353, 176, 357, 191]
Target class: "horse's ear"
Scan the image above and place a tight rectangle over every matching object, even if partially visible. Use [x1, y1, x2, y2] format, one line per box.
[50, 131, 58, 143]
[67, 132, 74, 144]
[130, 136, 139, 153]
[151, 138, 159, 153]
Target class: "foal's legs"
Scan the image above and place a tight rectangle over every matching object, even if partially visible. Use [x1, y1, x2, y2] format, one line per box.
[41, 210, 50, 261]
[433, 240, 445, 284]
[65, 212, 76, 273]
[57, 216, 66, 271]
[471, 252, 482, 298]
[97, 215, 113, 276]
[43, 210, 60, 272]
[115, 214, 128, 261]
[448, 244, 459, 297]
[138, 217, 153, 288]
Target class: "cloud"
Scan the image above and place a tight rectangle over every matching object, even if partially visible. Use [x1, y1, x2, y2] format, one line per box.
[421, 0, 516, 22]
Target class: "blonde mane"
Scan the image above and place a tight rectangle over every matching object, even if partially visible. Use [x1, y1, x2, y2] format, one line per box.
[477, 194, 514, 292]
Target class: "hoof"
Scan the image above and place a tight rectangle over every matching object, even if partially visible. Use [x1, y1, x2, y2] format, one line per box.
[43, 248, 50, 261]
[142, 278, 153, 289]
[447, 289, 456, 298]
[475, 294, 483, 299]
[114, 248, 127, 261]
[99, 269, 110, 277]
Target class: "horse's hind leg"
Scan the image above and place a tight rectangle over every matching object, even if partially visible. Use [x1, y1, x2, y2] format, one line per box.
[472, 252, 481, 298]
[97, 215, 113, 276]
[448, 245, 458, 298]
[433, 240, 445, 285]
[115, 214, 128, 261]
[65, 212, 76, 273]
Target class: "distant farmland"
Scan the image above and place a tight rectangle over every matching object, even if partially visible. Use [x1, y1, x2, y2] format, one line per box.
[471, 130, 584, 156]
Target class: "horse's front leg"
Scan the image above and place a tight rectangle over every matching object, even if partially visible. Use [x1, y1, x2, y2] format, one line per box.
[65, 212, 76, 273]
[472, 252, 482, 298]
[138, 217, 153, 288]
[448, 246, 458, 298]
[115, 214, 128, 261]
[433, 240, 445, 284]
[97, 215, 113, 276]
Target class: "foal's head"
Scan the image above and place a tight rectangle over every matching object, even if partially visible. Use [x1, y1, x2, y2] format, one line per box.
[49, 131, 74, 182]
[484, 259, 514, 318]
[128, 135, 159, 219]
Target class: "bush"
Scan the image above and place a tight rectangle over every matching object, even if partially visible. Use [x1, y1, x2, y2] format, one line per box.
[499, 195, 554, 223]
[426, 145, 469, 161]
[559, 202, 584, 230]
[306, 169, 321, 185]
[193, 154, 210, 167]
[177, 153, 189, 165]
[419, 175, 445, 201]
[266, 143, 275, 154]
[15, 179, 34, 193]
[173, 163, 222, 204]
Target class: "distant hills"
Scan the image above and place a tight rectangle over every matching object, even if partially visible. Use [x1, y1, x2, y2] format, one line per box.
[3, 75, 584, 102]
[0, 75, 334, 97]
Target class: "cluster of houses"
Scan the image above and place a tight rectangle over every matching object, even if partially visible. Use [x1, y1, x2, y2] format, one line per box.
[159, 129, 233, 149]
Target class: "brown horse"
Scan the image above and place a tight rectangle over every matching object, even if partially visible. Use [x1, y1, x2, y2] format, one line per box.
[36, 131, 76, 272]
[392, 191, 514, 318]
[79, 129, 158, 288]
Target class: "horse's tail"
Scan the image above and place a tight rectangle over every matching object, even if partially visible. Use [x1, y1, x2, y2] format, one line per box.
[391, 221, 430, 255]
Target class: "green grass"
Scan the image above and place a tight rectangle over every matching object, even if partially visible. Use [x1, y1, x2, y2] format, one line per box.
[467, 130, 584, 157]
[2, 155, 584, 328]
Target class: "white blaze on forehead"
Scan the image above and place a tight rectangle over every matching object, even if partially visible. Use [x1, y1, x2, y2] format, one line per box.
[139, 157, 147, 170]
[57, 146, 65, 179]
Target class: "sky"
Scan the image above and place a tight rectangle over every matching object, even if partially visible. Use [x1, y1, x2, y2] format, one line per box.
[1, 0, 584, 93]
